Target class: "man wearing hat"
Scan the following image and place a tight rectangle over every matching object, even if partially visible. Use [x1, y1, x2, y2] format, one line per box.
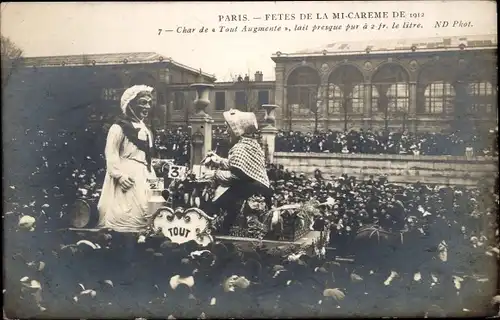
[202, 109, 272, 235]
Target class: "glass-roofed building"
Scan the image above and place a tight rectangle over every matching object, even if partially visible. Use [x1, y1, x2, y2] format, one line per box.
[271, 34, 497, 133]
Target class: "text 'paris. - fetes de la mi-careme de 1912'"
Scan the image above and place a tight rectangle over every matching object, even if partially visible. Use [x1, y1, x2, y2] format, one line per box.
[216, 11, 414, 22]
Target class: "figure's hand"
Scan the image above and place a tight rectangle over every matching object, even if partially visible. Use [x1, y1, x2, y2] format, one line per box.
[201, 171, 216, 180]
[205, 151, 216, 157]
[211, 156, 223, 166]
[200, 154, 212, 166]
[202, 152, 222, 166]
[118, 175, 135, 192]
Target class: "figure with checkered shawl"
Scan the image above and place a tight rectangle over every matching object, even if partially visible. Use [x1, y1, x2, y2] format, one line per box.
[202, 109, 272, 236]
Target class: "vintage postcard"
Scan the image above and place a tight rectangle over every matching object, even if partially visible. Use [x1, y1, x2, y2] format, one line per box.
[2, 1, 498, 318]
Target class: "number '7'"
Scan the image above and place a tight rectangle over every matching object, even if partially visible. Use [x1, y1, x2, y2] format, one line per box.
[158, 29, 162, 35]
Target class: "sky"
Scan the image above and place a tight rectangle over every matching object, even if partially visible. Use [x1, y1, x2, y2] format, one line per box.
[1, 1, 497, 82]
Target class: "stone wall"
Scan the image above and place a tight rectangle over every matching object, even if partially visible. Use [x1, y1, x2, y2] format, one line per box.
[273, 152, 498, 186]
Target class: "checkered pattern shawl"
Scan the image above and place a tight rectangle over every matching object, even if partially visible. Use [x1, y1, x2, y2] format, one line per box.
[228, 137, 270, 188]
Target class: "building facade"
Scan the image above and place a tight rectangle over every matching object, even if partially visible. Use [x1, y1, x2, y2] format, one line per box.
[167, 71, 275, 126]
[11, 52, 216, 134]
[10, 36, 496, 136]
[271, 35, 497, 133]
[13, 53, 275, 130]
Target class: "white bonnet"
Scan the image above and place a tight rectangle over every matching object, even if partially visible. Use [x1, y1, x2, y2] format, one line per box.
[223, 109, 258, 137]
[120, 85, 154, 114]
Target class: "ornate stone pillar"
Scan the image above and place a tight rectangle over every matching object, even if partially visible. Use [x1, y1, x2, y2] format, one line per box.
[283, 85, 291, 130]
[260, 104, 279, 163]
[189, 82, 214, 169]
[274, 64, 285, 129]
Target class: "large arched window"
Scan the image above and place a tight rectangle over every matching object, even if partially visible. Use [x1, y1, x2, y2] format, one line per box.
[327, 65, 365, 115]
[387, 83, 409, 113]
[286, 67, 321, 117]
[352, 84, 365, 114]
[327, 84, 343, 114]
[424, 81, 455, 114]
[468, 81, 495, 114]
[371, 63, 409, 115]
[418, 62, 460, 115]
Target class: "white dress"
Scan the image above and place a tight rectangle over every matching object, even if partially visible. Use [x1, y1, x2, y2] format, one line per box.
[97, 122, 157, 232]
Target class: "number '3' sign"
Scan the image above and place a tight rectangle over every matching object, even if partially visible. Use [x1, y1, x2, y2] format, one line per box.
[168, 165, 187, 180]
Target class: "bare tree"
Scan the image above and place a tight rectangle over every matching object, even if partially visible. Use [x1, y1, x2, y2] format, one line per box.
[1, 36, 24, 90]
[325, 84, 352, 132]
[339, 94, 353, 132]
[381, 99, 409, 133]
[453, 79, 477, 137]
[377, 95, 390, 133]
[395, 109, 408, 132]
[245, 85, 260, 113]
[308, 86, 322, 133]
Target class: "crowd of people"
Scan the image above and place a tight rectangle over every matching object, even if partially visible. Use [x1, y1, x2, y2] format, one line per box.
[274, 129, 498, 156]
[3, 120, 499, 318]
[5, 156, 499, 318]
[154, 126, 231, 165]
[154, 127, 191, 167]
[152, 127, 498, 164]
[266, 164, 498, 254]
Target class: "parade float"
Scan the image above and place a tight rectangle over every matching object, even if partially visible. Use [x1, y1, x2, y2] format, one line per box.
[66, 157, 329, 251]
[64, 80, 331, 257]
